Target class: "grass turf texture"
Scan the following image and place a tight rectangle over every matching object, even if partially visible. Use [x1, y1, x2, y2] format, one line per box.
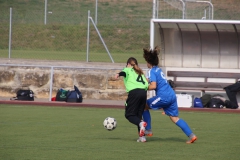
[0, 49, 146, 63]
[0, 1, 151, 63]
[0, 105, 239, 160]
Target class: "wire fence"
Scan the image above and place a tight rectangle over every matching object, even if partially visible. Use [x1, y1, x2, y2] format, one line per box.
[0, 0, 239, 63]
[158, 0, 240, 20]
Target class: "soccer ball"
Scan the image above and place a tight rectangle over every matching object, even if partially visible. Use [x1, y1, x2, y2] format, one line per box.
[103, 117, 117, 131]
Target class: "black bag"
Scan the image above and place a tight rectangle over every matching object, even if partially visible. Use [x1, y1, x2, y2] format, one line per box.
[200, 94, 212, 107]
[66, 85, 83, 103]
[225, 100, 238, 109]
[168, 79, 175, 88]
[208, 98, 225, 108]
[56, 89, 69, 101]
[11, 89, 34, 101]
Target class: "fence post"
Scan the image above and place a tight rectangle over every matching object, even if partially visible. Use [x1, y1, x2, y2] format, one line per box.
[44, 0, 47, 25]
[152, 0, 156, 18]
[150, 19, 154, 50]
[95, 0, 98, 25]
[86, 10, 90, 62]
[49, 66, 54, 101]
[156, 0, 159, 18]
[89, 17, 114, 63]
[178, 0, 185, 19]
[9, 7, 12, 59]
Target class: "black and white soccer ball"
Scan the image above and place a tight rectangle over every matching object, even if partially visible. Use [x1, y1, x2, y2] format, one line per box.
[103, 117, 117, 131]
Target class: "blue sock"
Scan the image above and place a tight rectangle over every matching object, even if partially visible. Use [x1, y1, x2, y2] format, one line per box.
[142, 110, 151, 130]
[175, 119, 192, 137]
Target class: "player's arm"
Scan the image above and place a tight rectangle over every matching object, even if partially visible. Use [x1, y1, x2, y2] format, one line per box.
[147, 71, 156, 90]
[148, 81, 156, 90]
[115, 71, 126, 79]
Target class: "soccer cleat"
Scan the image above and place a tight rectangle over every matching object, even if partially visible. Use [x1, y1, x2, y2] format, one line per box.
[186, 135, 197, 144]
[144, 130, 153, 137]
[139, 121, 147, 137]
[137, 136, 146, 142]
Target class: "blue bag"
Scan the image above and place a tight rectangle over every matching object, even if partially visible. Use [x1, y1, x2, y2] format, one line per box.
[193, 97, 203, 108]
[66, 85, 83, 103]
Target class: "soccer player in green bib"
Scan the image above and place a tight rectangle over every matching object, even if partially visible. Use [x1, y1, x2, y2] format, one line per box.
[115, 57, 148, 142]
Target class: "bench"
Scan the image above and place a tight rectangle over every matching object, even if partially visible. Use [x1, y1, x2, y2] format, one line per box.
[167, 71, 240, 95]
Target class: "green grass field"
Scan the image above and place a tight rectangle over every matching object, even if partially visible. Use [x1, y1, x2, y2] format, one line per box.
[0, 104, 239, 160]
[0, 0, 151, 63]
[0, 49, 146, 63]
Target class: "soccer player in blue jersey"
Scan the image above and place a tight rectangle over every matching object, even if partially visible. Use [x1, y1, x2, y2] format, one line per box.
[142, 47, 197, 143]
[115, 57, 149, 142]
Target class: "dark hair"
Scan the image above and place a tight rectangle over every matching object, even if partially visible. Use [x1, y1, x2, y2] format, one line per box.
[143, 46, 159, 66]
[126, 57, 144, 75]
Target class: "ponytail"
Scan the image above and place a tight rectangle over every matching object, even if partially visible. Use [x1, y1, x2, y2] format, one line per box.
[133, 64, 144, 75]
[126, 57, 144, 75]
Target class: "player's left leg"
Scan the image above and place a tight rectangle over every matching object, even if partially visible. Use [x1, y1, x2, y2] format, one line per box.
[137, 136, 146, 142]
[137, 90, 148, 137]
[126, 89, 148, 141]
[169, 116, 197, 143]
[142, 105, 152, 136]
[165, 99, 197, 144]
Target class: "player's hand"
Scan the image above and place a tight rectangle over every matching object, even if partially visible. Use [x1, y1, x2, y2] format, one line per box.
[115, 73, 119, 79]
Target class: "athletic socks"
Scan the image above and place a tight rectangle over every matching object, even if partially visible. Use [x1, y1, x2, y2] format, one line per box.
[142, 110, 151, 130]
[175, 119, 192, 137]
[142, 111, 193, 137]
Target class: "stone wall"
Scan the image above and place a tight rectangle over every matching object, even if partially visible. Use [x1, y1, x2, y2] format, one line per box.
[0, 66, 128, 100]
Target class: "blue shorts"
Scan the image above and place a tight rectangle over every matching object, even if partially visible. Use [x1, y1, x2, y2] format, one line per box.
[146, 94, 179, 116]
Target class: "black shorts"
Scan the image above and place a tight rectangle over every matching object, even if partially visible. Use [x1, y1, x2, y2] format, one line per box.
[125, 89, 147, 119]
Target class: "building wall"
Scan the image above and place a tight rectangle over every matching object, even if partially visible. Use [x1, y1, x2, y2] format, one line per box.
[1, 64, 239, 102]
[0, 66, 128, 100]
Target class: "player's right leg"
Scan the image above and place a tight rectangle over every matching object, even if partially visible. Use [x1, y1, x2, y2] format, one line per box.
[137, 136, 146, 142]
[139, 121, 147, 137]
[143, 96, 162, 137]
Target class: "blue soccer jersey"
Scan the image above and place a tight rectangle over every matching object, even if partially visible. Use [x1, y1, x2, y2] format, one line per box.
[147, 66, 178, 116]
[148, 66, 174, 97]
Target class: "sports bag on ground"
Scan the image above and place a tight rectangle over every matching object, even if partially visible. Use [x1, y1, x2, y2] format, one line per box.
[207, 98, 225, 108]
[200, 94, 212, 107]
[193, 97, 203, 108]
[11, 89, 34, 101]
[167, 79, 175, 88]
[224, 100, 238, 109]
[56, 89, 69, 101]
[176, 93, 193, 108]
[66, 85, 83, 103]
